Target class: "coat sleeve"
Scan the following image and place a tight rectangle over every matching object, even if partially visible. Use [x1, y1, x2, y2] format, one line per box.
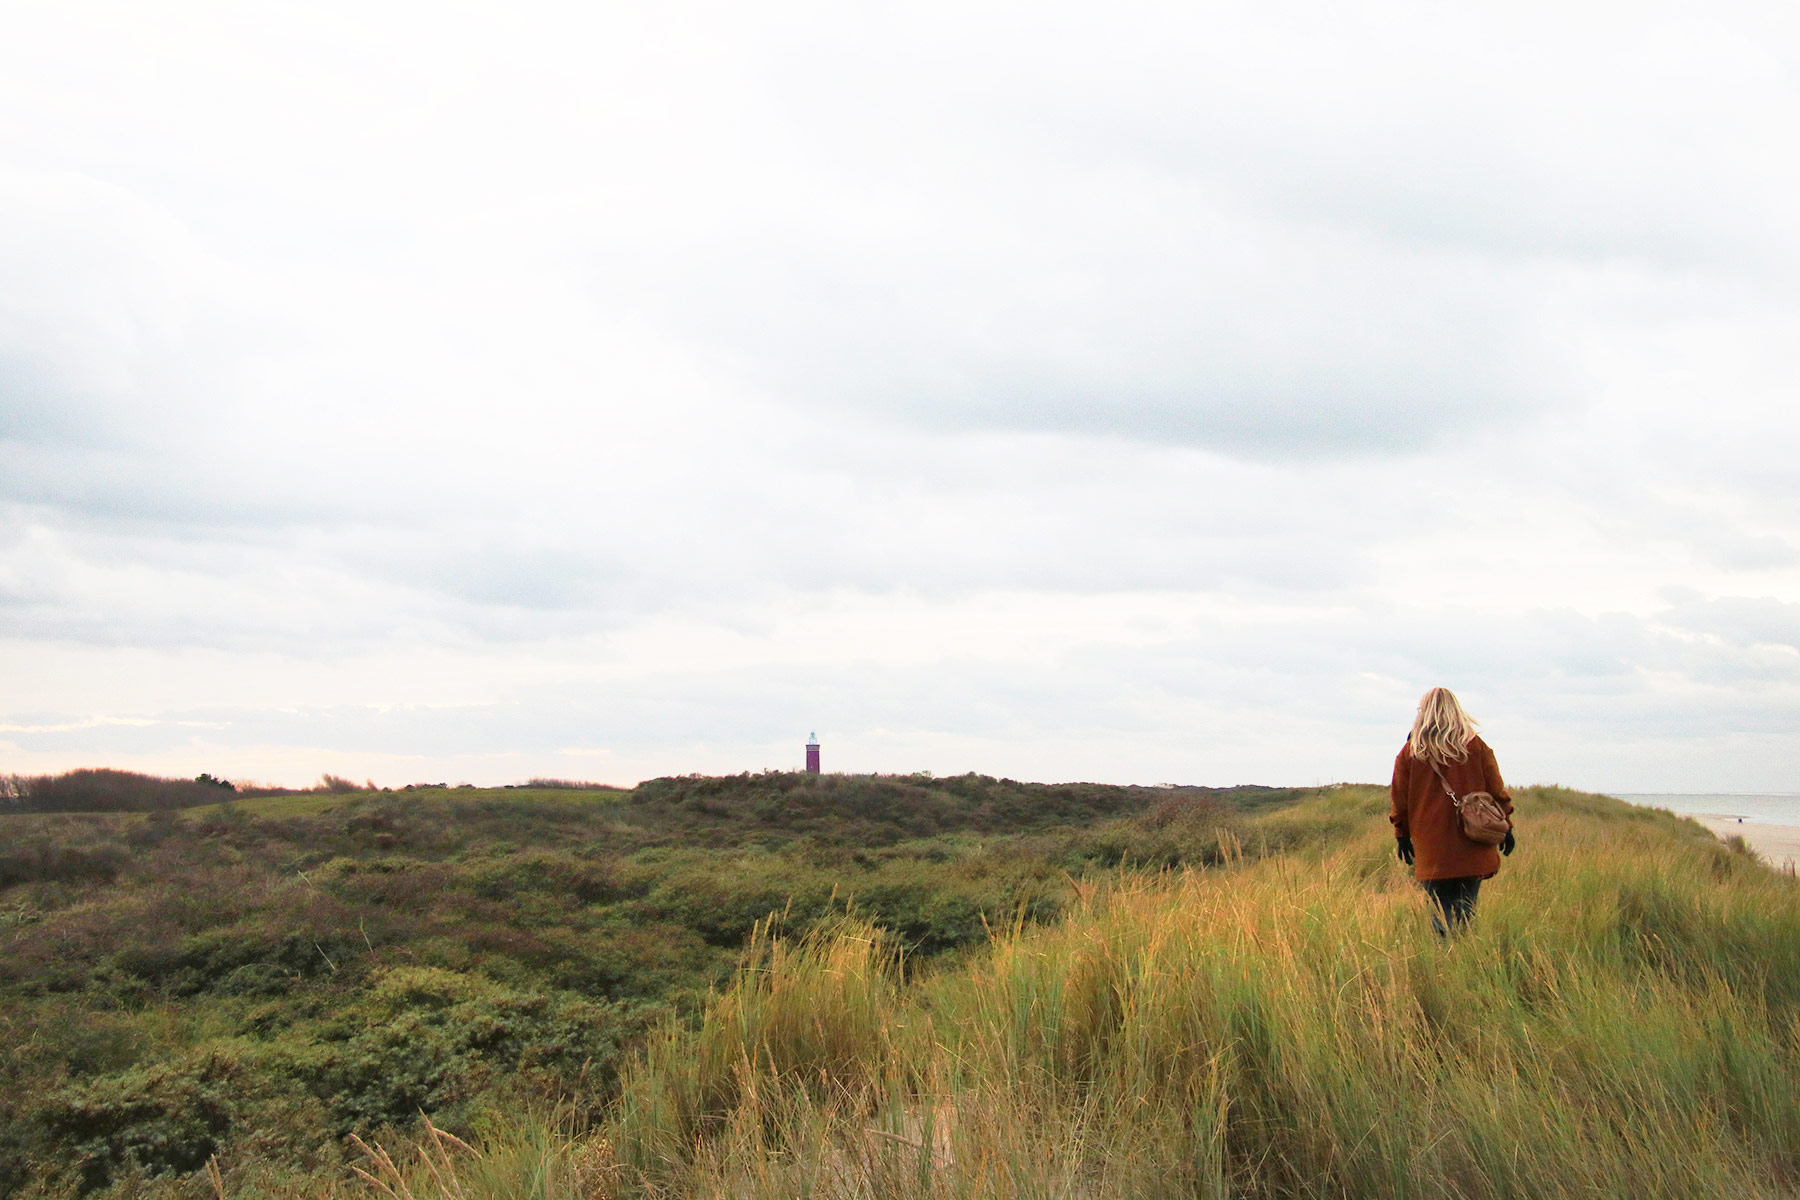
[1479, 741, 1514, 818]
[1389, 748, 1410, 838]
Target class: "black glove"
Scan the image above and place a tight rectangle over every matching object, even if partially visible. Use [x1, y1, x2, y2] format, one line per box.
[1501, 829, 1516, 856]
[1396, 836, 1415, 865]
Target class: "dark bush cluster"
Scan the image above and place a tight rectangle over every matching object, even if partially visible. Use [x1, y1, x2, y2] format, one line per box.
[628, 770, 1284, 847]
[4, 770, 239, 815]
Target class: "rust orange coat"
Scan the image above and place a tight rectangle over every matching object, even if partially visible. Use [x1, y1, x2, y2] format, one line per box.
[1389, 735, 1514, 882]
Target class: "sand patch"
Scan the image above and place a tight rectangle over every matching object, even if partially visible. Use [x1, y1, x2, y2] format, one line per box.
[1691, 814, 1800, 873]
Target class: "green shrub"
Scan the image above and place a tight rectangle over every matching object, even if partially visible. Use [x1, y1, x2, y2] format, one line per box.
[265, 967, 647, 1135]
[37, 1049, 248, 1192]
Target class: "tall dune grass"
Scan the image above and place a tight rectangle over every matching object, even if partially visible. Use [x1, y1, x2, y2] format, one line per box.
[339, 785, 1800, 1199]
[595, 786, 1800, 1200]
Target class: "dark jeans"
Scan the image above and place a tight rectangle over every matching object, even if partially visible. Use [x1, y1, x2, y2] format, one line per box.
[1422, 876, 1482, 936]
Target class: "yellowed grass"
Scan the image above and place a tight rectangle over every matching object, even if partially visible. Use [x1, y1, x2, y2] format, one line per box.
[603, 786, 1800, 1200]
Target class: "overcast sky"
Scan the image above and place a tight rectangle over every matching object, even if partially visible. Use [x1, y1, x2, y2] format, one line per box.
[4, 1, 1798, 792]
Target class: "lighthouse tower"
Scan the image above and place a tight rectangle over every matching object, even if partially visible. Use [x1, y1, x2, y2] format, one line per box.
[805, 732, 821, 775]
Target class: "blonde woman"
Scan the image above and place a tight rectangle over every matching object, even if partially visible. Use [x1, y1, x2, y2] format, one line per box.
[1390, 687, 1515, 933]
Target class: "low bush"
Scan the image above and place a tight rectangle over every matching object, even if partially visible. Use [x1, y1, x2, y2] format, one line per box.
[38, 1048, 252, 1193]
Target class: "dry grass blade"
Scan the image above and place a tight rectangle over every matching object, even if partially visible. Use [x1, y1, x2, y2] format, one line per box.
[348, 1134, 415, 1200]
[864, 1128, 923, 1148]
[349, 1166, 406, 1200]
[418, 1115, 477, 1200]
[422, 1115, 479, 1156]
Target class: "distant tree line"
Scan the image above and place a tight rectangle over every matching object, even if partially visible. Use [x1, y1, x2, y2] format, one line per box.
[0, 769, 243, 814]
[0, 769, 627, 814]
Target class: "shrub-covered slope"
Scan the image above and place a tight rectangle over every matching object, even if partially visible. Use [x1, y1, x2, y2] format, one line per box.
[0, 772, 1290, 1197]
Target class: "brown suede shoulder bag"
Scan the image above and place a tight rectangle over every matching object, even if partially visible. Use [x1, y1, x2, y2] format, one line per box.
[1428, 758, 1510, 846]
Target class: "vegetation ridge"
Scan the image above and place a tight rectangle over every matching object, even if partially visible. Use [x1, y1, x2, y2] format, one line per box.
[0, 770, 1294, 1197]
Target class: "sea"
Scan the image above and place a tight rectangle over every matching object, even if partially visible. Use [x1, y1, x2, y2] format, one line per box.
[1613, 794, 1800, 828]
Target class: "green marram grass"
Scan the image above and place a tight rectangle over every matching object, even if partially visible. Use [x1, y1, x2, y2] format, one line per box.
[361, 785, 1800, 1200]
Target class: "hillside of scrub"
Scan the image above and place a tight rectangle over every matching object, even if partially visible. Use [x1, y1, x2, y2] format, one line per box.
[576, 786, 1800, 1200]
[0, 771, 1302, 1198]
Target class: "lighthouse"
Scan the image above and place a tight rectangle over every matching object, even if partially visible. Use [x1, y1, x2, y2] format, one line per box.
[805, 732, 820, 775]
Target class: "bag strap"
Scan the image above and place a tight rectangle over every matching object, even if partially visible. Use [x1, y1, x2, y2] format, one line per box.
[1425, 756, 1464, 808]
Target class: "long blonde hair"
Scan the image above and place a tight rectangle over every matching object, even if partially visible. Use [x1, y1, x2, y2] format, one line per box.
[1410, 687, 1478, 764]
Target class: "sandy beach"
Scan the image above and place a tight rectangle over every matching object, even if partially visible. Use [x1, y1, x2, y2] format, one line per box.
[1691, 814, 1800, 872]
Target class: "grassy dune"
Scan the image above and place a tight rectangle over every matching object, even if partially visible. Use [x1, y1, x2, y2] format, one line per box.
[10, 781, 1797, 1197]
[365, 785, 1800, 1200]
